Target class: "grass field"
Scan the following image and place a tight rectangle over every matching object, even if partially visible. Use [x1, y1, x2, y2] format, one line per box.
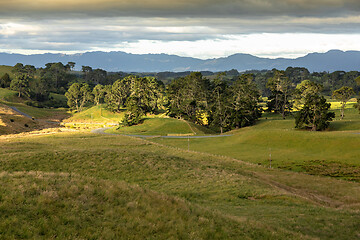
[1, 92, 359, 238]
[0, 132, 359, 239]
[150, 107, 360, 182]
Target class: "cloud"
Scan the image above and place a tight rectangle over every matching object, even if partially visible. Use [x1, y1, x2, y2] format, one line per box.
[1, 0, 360, 58]
[0, 0, 360, 18]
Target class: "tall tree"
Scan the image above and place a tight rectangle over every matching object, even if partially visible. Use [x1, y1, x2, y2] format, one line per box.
[228, 74, 262, 129]
[332, 86, 355, 119]
[210, 73, 230, 133]
[295, 80, 334, 131]
[266, 70, 293, 118]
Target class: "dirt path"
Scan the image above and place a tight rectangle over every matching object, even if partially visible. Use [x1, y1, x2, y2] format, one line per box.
[8, 106, 34, 119]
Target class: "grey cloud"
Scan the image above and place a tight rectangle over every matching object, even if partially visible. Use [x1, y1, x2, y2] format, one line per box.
[2, 15, 360, 54]
[0, 0, 360, 19]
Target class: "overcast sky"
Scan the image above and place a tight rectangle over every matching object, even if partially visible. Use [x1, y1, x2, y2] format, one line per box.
[1, 0, 360, 59]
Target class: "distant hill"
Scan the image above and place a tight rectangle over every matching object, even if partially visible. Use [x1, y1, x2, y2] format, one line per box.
[0, 50, 360, 72]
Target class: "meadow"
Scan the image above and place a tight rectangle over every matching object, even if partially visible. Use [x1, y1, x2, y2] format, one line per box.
[149, 107, 360, 182]
[0, 131, 360, 239]
[0, 80, 360, 238]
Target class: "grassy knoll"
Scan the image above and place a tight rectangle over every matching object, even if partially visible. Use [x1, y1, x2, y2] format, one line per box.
[0, 132, 360, 238]
[151, 108, 360, 182]
[65, 104, 124, 123]
[109, 117, 214, 136]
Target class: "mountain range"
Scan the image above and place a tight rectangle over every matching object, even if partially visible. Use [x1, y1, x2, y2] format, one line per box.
[0, 50, 359, 73]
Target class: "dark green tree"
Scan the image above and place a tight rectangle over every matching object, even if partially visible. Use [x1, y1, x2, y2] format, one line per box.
[210, 73, 231, 133]
[119, 76, 163, 126]
[295, 80, 334, 131]
[30, 78, 50, 102]
[228, 74, 262, 129]
[0, 73, 11, 88]
[266, 70, 293, 118]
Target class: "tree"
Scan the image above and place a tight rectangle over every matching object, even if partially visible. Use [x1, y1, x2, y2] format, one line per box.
[105, 78, 131, 112]
[266, 70, 293, 118]
[0, 73, 11, 88]
[40, 62, 74, 93]
[65, 83, 92, 112]
[30, 77, 50, 101]
[12, 63, 36, 78]
[121, 97, 144, 126]
[67, 62, 76, 71]
[332, 86, 355, 119]
[10, 74, 30, 97]
[117, 76, 163, 126]
[228, 74, 262, 129]
[295, 80, 334, 131]
[167, 72, 210, 121]
[210, 73, 230, 133]
[294, 80, 323, 108]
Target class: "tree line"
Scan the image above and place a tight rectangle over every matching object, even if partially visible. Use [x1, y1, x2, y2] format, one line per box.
[65, 72, 262, 131]
[1, 62, 360, 132]
[65, 70, 360, 132]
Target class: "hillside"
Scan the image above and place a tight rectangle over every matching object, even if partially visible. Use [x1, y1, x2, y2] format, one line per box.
[0, 87, 69, 135]
[151, 106, 360, 182]
[1, 50, 360, 72]
[0, 131, 359, 239]
[0, 103, 39, 135]
[0, 65, 14, 78]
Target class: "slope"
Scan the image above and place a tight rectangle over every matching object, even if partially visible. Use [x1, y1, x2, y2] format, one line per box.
[0, 132, 359, 239]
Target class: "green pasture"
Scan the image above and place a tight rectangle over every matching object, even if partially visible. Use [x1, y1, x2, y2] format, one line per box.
[0, 132, 359, 239]
[151, 108, 360, 182]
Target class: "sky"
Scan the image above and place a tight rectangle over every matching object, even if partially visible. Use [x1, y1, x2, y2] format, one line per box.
[0, 0, 360, 59]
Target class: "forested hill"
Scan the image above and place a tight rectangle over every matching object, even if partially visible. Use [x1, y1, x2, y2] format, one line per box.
[1, 50, 360, 72]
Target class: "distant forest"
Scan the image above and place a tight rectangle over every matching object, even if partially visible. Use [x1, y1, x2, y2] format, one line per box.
[2, 63, 359, 98]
